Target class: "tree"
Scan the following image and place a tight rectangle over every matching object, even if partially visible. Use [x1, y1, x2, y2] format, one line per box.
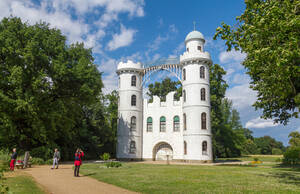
[147, 77, 181, 102]
[288, 131, 300, 147]
[214, 0, 300, 124]
[254, 136, 285, 155]
[0, 17, 103, 158]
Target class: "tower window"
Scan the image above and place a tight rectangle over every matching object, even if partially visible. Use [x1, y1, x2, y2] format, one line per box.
[197, 46, 202, 51]
[183, 113, 187, 131]
[201, 112, 207, 130]
[160, 116, 166, 132]
[202, 141, 208, 155]
[184, 141, 187, 155]
[200, 66, 205, 79]
[131, 75, 136, 86]
[130, 116, 136, 131]
[183, 90, 186, 102]
[173, 116, 180, 132]
[131, 95, 136, 106]
[183, 69, 186, 80]
[129, 141, 136, 154]
[187, 47, 189, 52]
[201, 88, 206, 101]
[147, 117, 153, 132]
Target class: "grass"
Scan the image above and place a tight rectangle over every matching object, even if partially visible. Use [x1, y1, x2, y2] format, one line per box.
[217, 155, 283, 162]
[80, 161, 300, 194]
[3, 174, 45, 194]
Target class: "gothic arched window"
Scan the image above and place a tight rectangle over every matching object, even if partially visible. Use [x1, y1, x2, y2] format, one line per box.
[129, 141, 136, 154]
[131, 75, 136, 86]
[131, 95, 136, 106]
[173, 116, 180, 132]
[201, 88, 206, 101]
[200, 66, 205, 79]
[130, 116, 136, 131]
[183, 113, 187, 131]
[202, 141, 208, 155]
[160, 116, 166, 132]
[184, 141, 187, 155]
[147, 117, 153, 132]
[183, 69, 186, 80]
[201, 112, 207, 130]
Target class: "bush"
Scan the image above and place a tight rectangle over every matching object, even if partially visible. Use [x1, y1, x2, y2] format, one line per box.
[105, 161, 122, 168]
[275, 158, 282, 163]
[101, 153, 110, 161]
[272, 148, 283, 155]
[31, 158, 45, 165]
[0, 150, 10, 166]
[30, 146, 54, 161]
[283, 147, 300, 165]
[253, 157, 259, 162]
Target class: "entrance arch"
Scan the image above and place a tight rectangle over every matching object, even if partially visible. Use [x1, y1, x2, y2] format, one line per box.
[152, 142, 173, 161]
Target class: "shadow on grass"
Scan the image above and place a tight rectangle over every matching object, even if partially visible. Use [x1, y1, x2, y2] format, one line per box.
[259, 164, 300, 186]
[81, 172, 96, 177]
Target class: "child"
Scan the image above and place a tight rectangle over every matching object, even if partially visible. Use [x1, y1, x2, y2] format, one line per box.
[74, 148, 84, 177]
[10, 148, 17, 171]
[51, 148, 61, 169]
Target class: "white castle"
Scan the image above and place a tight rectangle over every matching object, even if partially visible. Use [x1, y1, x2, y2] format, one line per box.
[116, 30, 213, 162]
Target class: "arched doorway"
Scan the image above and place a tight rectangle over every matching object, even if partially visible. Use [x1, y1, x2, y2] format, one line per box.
[152, 142, 173, 161]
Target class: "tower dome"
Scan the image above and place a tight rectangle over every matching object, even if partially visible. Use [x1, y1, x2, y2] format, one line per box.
[185, 30, 205, 43]
[117, 60, 142, 70]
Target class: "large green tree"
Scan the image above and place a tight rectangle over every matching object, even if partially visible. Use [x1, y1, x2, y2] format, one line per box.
[214, 0, 300, 124]
[0, 17, 103, 158]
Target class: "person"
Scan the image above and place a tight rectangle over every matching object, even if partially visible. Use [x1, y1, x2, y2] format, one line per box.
[74, 148, 84, 177]
[10, 148, 17, 171]
[51, 148, 61, 169]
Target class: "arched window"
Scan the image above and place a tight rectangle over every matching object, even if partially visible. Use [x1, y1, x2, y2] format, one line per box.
[197, 46, 202, 51]
[130, 116, 136, 131]
[183, 113, 187, 131]
[202, 141, 208, 155]
[129, 141, 136, 154]
[131, 95, 136, 106]
[201, 112, 207, 130]
[147, 117, 153, 132]
[173, 116, 180, 132]
[183, 90, 186, 102]
[187, 47, 189, 52]
[184, 141, 187, 155]
[200, 66, 205, 79]
[160, 116, 166, 132]
[183, 69, 186, 80]
[201, 88, 206, 101]
[131, 75, 136, 86]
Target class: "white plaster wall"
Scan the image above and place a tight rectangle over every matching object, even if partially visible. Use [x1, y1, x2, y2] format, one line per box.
[186, 39, 205, 53]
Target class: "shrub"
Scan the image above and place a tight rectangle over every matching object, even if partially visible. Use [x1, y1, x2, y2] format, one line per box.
[272, 148, 283, 155]
[105, 161, 122, 168]
[283, 147, 300, 165]
[30, 147, 53, 161]
[253, 157, 259, 162]
[45, 159, 53, 165]
[31, 158, 45, 165]
[275, 158, 282, 163]
[101, 153, 110, 161]
[0, 150, 10, 166]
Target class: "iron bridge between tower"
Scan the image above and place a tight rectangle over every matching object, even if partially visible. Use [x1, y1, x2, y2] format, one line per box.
[141, 57, 182, 86]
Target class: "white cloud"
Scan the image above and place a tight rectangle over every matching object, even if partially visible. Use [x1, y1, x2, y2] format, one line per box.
[245, 117, 279, 128]
[219, 50, 246, 64]
[226, 83, 257, 110]
[107, 25, 137, 51]
[231, 73, 251, 85]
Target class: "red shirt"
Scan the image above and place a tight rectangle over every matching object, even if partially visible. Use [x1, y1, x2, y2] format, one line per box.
[74, 152, 84, 166]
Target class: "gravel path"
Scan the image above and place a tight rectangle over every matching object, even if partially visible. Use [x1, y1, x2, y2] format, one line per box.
[23, 164, 137, 194]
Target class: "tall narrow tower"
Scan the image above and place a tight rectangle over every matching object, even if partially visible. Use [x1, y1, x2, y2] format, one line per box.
[180, 30, 213, 162]
[116, 60, 143, 160]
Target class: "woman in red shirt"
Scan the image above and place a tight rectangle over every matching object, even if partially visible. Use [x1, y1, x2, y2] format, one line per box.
[74, 148, 84, 177]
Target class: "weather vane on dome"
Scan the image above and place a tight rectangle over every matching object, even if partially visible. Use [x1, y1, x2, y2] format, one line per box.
[193, 21, 196, 31]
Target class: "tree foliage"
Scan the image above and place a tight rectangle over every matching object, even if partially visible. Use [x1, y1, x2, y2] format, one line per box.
[214, 0, 300, 124]
[0, 17, 109, 160]
[288, 131, 300, 147]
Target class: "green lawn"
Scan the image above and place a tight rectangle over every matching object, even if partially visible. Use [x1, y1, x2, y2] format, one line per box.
[80, 162, 300, 194]
[217, 155, 283, 162]
[3, 175, 45, 194]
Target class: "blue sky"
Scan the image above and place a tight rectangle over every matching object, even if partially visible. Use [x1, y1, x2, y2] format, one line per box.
[1, 0, 299, 145]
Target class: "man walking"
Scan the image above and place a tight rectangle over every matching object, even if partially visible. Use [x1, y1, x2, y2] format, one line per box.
[51, 148, 60, 169]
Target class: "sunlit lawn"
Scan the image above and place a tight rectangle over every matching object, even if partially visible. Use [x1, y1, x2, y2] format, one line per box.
[81, 160, 299, 194]
[217, 155, 283, 162]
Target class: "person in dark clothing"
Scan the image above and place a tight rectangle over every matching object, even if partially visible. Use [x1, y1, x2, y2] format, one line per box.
[10, 148, 17, 171]
[74, 148, 84, 177]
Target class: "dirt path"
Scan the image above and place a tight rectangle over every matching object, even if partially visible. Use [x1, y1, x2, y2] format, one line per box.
[23, 164, 138, 194]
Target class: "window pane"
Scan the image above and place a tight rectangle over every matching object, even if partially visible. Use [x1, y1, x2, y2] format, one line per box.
[201, 112, 206, 129]
[131, 95, 136, 106]
[131, 75, 136, 86]
[160, 116, 166, 122]
[147, 117, 152, 123]
[200, 66, 205, 79]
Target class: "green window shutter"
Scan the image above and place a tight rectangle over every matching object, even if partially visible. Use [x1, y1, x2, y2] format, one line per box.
[147, 117, 152, 123]
[160, 116, 166, 122]
[174, 116, 179, 122]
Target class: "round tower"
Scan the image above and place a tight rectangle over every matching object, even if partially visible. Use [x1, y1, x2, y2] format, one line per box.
[116, 60, 143, 160]
[180, 30, 213, 162]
